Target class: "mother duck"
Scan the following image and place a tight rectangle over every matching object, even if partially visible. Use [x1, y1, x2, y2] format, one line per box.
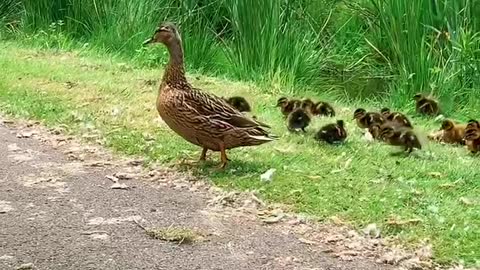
[143, 22, 276, 169]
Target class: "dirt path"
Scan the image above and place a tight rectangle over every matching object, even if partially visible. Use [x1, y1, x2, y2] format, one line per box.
[0, 120, 392, 270]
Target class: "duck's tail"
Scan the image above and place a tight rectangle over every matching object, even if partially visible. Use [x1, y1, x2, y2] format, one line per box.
[249, 133, 278, 142]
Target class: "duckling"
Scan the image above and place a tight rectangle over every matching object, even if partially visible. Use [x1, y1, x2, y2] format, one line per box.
[439, 119, 466, 145]
[380, 108, 413, 128]
[313, 101, 336, 117]
[277, 97, 299, 118]
[353, 108, 385, 129]
[315, 120, 347, 144]
[287, 100, 312, 132]
[464, 119, 480, 153]
[368, 123, 383, 140]
[301, 98, 315, 109]
[224, 96, 251, 112]
[413, 93, 440, 116]
[380, 125, 421, 154]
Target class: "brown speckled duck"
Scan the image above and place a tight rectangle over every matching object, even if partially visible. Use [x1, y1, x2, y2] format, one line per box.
[143, 22, 275, 168]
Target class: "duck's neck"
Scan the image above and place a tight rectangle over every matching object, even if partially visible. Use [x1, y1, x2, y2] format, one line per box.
[161, 40, 190, 90]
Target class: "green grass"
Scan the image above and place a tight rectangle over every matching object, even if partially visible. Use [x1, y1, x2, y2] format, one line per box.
[0, 42, 479, 266]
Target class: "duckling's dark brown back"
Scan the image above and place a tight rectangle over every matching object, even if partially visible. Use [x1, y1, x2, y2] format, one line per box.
[226, 96, 251, 112]
[315, 120, 347, 144]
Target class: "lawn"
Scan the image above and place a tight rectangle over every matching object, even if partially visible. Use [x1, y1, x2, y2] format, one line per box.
[0, 42, 478, 266]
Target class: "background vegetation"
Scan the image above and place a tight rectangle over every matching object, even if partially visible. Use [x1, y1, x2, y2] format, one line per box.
[1, 0, 479, 114]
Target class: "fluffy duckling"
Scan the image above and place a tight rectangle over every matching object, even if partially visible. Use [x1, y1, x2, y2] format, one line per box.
[368, 123, 383, 140]
[287, 100, 312, 132]
[464, 119, 480, 153]
[224, 96, 251, 112]
[380, 125, 422, 154]
[277, 97, 299, 118]
[414, 93, 440, 116]
[315, 120, 347, 144]
[439, 119, 466, 145]
[353, 108, 385, 129]
[301, 98, 315, 109]
[313, 101, 336, 117]
[380, 108, 413, 128]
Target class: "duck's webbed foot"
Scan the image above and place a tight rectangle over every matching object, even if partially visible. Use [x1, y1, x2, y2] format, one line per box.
[217, 143, 228, 170]
[199, 147, 208, 161]
[179, 147, 208, 166]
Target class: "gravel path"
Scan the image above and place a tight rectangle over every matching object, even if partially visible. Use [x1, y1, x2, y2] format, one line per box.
[0, 120, 390, 270]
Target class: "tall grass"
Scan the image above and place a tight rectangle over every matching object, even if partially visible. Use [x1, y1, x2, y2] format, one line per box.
[366, 0, 480, 113]
[0, 0, 479, 114]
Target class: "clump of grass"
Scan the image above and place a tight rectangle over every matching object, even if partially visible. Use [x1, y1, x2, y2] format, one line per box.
[135, 220, 203, 244]
[365, 0, 480, 113]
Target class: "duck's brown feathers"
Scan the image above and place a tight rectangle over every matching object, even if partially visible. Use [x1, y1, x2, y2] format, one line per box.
[153, 22, 274, 156]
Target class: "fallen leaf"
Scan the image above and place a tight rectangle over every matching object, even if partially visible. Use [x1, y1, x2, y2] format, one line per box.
[126, 159, 144, 166]
[16, 263, 34, 270]
[114, 172, 137, 180]
[111, 183, 129, 190]
[105, 175, 119, 183]
[362, 223, 381, 238]
[7, 143, 21, 152]
[459, 197, 475, 206]
[363, 131, 374, 142]
[260, 168, 276, 182]
[415, 244, 433, 260]
[274, 147, 294, 154]
[439, 183, 456, 189]
[434, 114, 445, 122]
[0, 201, 14, 213]
[343, 158, 353, 169]
[261, 213, 285, 224]
[298, 238, 318, 245]
[387, 216, 422, 226]
[337, 250, 359, 257]
[427, 172, 443, 178]
[329, 216, 345, 225]
[16, 131, 34, 138]
[427, 130, 444, 142]
[325, 234, 345, 243]
[85, 161, 111, 167]
[1, 119, 15, 124]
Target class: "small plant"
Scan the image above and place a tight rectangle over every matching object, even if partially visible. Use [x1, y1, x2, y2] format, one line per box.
[134, 220, 204, 244]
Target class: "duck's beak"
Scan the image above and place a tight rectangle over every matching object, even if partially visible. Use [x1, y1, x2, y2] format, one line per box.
[142, 38, 153, 46]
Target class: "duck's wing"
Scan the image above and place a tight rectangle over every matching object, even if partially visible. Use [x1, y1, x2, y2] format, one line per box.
[182, 88, 270, 129]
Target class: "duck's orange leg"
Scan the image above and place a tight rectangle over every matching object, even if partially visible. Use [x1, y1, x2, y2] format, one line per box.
[199, 147, 208, 161]
[218, 143, 228, 169]
[179, 147, 208, 166]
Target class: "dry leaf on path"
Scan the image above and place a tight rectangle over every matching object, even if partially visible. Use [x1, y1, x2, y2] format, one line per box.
[459, 197, 475, 206]
[427, 172, 443, 178]
[111, 182, 129, 190]
[260, 168, 276, 182]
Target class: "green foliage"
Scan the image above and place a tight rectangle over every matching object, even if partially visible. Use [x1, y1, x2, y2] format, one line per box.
[365, 0, 480, 112]
[7, 0, 478, 113]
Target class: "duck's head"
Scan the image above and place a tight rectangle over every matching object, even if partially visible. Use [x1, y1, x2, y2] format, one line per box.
[143, 22, 181, 46]
[353, 108, 366, 120]
[413, 93, 424, 101]
[380, 125, 395, 139]
[440, 119, 454, 131]
[380, 107, 390, 115]
[276, 97, 288, 107]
